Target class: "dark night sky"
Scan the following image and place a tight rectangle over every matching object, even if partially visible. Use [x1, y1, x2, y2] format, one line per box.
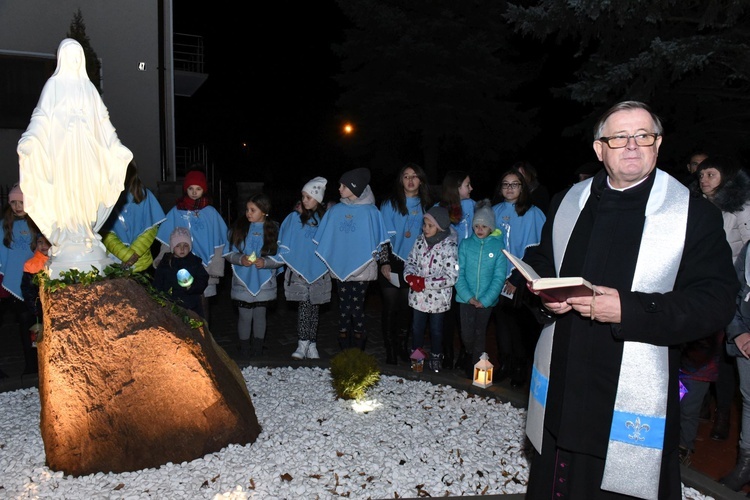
[173, 3, 349, 186]
[172, 4, 597, 198]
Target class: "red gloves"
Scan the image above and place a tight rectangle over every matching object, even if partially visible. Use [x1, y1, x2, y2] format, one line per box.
[405, 275, 425, 292]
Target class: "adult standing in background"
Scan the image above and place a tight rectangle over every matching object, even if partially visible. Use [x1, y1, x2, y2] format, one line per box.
[515, 161, 550, 215]
[379, 163, 432, 364]
[688, 155, 750, 442]
[676, 149, 710, 186]
[722, 240, 750, 491]
[438, 170, 476, 370]
[525, 101, 738, 498]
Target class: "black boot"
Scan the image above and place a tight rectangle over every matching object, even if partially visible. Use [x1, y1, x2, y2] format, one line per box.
[338, 331, 350, 351]
[461, 352, 474, 379]
[23, 350, 38, 375]
[383, 327, 397, 365]
[699, 393, 711, 421]
[251, 337, 264, 358]
[510, 357, 527, 388]
[711, 409, 730, 440]
[353, 332, 367, 351]
[385, 346, 397, 365]
[495, 355, 511, 383]
[442, 337, 454, 370]
[398, 329, 411, 362]
[721, 447, 750, 491]
[238, 339, 252, 360]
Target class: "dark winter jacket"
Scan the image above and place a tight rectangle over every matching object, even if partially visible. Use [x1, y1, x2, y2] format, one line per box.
[153, 252, 209, 316]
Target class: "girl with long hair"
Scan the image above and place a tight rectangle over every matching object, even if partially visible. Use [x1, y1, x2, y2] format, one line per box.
[225, 193, 283, 358]
[379, 163, 432, 364]
[491, 167, 546, 387]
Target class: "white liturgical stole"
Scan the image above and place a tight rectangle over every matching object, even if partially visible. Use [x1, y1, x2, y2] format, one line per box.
[525, 169, 688, 500]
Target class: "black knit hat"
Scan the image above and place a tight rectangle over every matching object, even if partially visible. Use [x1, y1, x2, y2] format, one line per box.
[339, 167, 370, 198]
[425, 206, 450, 232]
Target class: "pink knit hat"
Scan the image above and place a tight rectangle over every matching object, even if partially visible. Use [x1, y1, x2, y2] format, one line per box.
[169, 227, 192, 252]
[8, 184, 22, 203]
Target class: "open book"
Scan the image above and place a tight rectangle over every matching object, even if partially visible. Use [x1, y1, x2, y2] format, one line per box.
[502, 249, 601, 302]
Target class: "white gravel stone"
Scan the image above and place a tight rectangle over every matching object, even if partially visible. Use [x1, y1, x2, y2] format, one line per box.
[0, 366, 715, 499]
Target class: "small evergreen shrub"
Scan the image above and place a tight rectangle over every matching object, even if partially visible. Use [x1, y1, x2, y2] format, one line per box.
[330, 348, 381, 400]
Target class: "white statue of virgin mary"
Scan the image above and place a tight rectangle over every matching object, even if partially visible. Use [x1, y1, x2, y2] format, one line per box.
[18, 38, 132, 277]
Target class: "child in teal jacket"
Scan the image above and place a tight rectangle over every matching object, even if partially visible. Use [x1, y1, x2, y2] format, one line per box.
[454, 200, 507, 377]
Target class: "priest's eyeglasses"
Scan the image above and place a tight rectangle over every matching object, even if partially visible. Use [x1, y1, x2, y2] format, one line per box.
[598, 133, 660, 149]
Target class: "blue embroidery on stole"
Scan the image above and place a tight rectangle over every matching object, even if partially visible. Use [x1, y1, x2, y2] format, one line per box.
[530, 365, 548, 408]
[609, 410, 665, 449]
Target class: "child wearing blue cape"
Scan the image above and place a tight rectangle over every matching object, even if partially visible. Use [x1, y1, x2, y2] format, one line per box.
[313, 167, 389, 351]
[101, 160, 166, 273]
[277, 177, 331, 360]
[155, 169, 228, 324]
[153, 227, 209, 316]
[437, 170, 476, 370]
[0, 184, 36, 374]
[224, 193, 283, 358]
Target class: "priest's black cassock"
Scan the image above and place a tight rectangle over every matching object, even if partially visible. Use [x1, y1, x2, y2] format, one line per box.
[525, 169, 739, 499]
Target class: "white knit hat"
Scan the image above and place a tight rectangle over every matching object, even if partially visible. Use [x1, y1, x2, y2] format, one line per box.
[302, 176, 327, 203]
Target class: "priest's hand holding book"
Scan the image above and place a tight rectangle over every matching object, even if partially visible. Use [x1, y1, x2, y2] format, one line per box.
[503, 249, 619, 322]
[553, 285, 620, 323]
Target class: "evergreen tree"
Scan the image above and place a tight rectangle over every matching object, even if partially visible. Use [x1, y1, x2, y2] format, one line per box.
[66, 8, 102, 94]
[505, 0, 750, 162]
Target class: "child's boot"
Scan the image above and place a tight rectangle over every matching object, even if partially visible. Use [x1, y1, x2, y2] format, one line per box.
[353, 332, 367, 351]
[291, 340, 310, 360]
[429, 353, 443, 373]
[251, 336, 264, 357]
[306, 342, 320, 359]
[338, 331, 349, 351]
[238, 339, 252, 359]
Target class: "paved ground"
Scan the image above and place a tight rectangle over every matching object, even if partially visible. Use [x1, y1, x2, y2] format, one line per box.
[0, 275, 734, 499]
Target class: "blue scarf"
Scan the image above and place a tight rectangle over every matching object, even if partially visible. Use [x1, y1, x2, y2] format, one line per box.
[0, 219, 35, 299]
[111, 190, 166, 245]
[277, 211, 328, 284]
[313, 202, 389, 281]
[381, 196, 424, 261]
[229, 222, 279, 296]
[492, 202, 546, 278]
[156, 205, 228, 266]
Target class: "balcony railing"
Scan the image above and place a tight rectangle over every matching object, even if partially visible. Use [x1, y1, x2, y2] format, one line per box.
[174, 33, 203, 73]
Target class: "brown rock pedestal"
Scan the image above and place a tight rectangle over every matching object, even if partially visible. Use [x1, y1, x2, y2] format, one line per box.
[37, 278, 261, 476]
